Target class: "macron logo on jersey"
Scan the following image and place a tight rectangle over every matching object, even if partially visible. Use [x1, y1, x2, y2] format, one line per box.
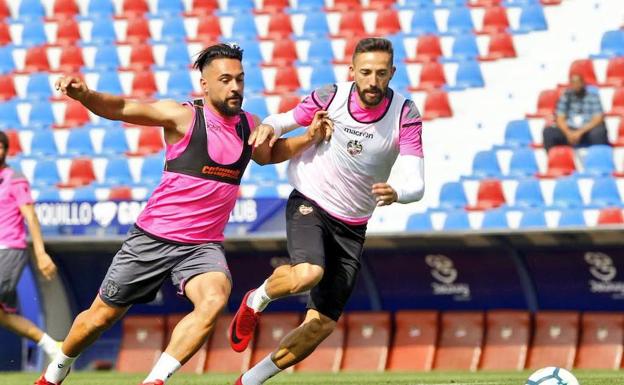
[343, 127, 373, 139]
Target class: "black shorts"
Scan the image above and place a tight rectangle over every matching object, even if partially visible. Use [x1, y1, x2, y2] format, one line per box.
[0, 249, 29, 313]
[286, 190, 367, 321]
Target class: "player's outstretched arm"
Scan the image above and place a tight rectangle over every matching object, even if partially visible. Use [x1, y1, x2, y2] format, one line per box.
[373, 155, 425, 206]
[55, 76, 191, 132]
[19, 204, 57, 281]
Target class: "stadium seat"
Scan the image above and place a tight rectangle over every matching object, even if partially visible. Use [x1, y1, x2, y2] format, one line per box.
[0, 102, 21, 129]
[557, 209, 586, 227]
[157, 43, 190, 70]
[52, 0, 80, 20]
[597, 207, 624, 225]
[480, 208, 509, 229]
[24, 73, 52, 101]
[309, 64, 337, 91]
[0, 74, 16, 101]
[121, 0, 150, 19]
[267, 39, 298, 67]
[55, 19, 82, 46]
[28, 101, 56, 128]
[16, 0, 45, 21]
[278, 94, 301, 113]
[299, 12, 330, 39]
[72, 185, 98, 201]
[89, 18, 118, 45]
[117, 315, 165, 372]
[58, 45, 85, 73]
[581, 145, 614, 176]
[20, 21, 48, 48]
[62, 158, 97, 187]
[446, 7, 474, 35]
[153, 0, 184, 18]
[330, 0, 362, 11]
[539, 145, 576, 178]
[594, 30, 624, 59]
[86, 0, 116, 19]
[335, 37, 360, 65]
[258, 0, 290, 13]
[305, 38, 334, 64]
[125, 44, 155, 71]
[409, 9, 439, 36]
[130, 70, 158, 99]
[0, 0, 9, 19]
[29, 130, 58, 157]
[504, 120, 533, 148]
[480, 310, 530, 370]
[514, 5, 548, 33]
[103, 157, 134, 186]
[526, 89, 560, 118]
[109, 186, 133, 200]
[0, 22, 10, 47]
[290, 0, 324, 12]
[341, 312, 391, 371]
[205, 314, 252, 372]
[336, 11, 365, 38]
[250, 313, 301, 366]
[387, 311, 438, 371]
[390, 65, 410, 91]
[438, 181, 468, 209]
[467, 179, 505, 210]
[590, 177, 621, 207]
[95, 71, 123, 95]
[164, 314, 207, 374]
[442, 210, 471, 230]
[526, 311, 579, 369]
[133, 126, 164, 155]
[162, 70, 193, 99]
[604, 57, 624, 87]
[56, 100, 92, 128]
[264, 12, 293, 40]
[607, 87, 624, 116]
[575, 312, 624, 369]
[295, 316, 345, 372]
[5, 130, 21, 157]
[518, 209, 547, 228]
[481, 6, 509, 34]
[514, 179, 544, 208]
[481, 33, 517, 60]
[414, 62, 447, 90]
[230, 14, 258, 40]
[569, 59, 598, 86]
[552, 177, 583, 209]
[449, 60, 484, 90]
[139, 152, 164, 185]
[158, 16, 187, 43]
[185, 0, 218, 16]
[222, 0, 254, 14]
[446, 34, 480, 62]
[65, 129, 94, 156]
[422, 90, 453, 120]
[270, 66, 300, 94]
[0, 46, 15, 74]
[32, 159, 60, 187]
[374, 9, 402, 35]
[36, 187, 61, 202]
[433, 311, 484, 371]
[91, 46, 121, 72]
[410, 35, 443, 63]
[124, 17, 152, 44]
[243, 97, 269, 117]
[471, 150, 502, 178]
[237, 40, 264, 66]
[22, 46, 51, 73]
[405, 212, 433, 231]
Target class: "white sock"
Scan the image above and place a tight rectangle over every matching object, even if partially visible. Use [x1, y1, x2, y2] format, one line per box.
[241, 354, 282, 385]
[37, 333, 61, 360]
[44, 351, 76, 384]
[247, 281, 272, 312]
[143, 352, 181, 384]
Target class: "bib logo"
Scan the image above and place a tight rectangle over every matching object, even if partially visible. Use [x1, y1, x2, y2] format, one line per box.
[347, 140, 363, 156]
[585, 252, 624, 299]
[425, 254, 470, 300]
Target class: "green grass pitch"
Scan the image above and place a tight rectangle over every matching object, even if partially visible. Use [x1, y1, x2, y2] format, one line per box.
[1, 371, 621, 385]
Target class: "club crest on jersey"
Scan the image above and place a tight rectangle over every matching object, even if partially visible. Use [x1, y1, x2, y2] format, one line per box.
[347, 140, 363, 156]
[299, 205, 313, 215]
[104, 280, 119, 298]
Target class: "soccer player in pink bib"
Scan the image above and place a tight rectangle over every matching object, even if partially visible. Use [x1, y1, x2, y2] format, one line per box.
[36, 44, 331, 385]
[229, 38, 425, 385]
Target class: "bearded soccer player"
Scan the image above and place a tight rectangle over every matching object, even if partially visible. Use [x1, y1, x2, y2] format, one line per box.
[0, 131, 61, 361]
[229, 37, 425, 385]
[35, 43, 331, 385]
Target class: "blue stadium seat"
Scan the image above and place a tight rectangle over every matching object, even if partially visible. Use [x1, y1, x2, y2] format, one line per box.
[95, 71, 123, 94]
[552, 177, 583, 209]
[28, 101, 56, 128]
[504, 120, 532, 148]
[409, 8, 439, 36]
[558, 209, 586, 227]
[30, 130, 58, 156]
[235, 39, 263, 66]
[0, 46, 15, 74]
[444, 34, 480, 62]
[222, 0, 255, 14]
[442, 210, 470, 230]
[304, 38, 334, 64]
[518, 209, 546, 228]
[386, 35, 407, 62]
[66, 129, 95, 156]
[0, 101, 21, 129]
[162, 70, 193, 99]
[514, 179, 544, 208]
[24, 73, 52, 101]
[582, 145, 614, 177]
[243, 96, 269, 117]
[32, 159, 60, 187]
[590, 177, 622, 207]
[309, 64, 337, 91]
[89, 19, 118, 45]
[230, 14, 258, 40]
[152, 0, 184, 18]
[156, 42, 190, 70]
[299, 12, 329, 38]
[244, 69, 266, 94]
[514, 5, 548, 33]
[592, 30, 624, 59]
[157, 16, 187, 42]
[503, 0, 540, 6]
[438, 181, 467, 209]
[254, 185, 280, 198]
[390, 65, 411, 91]
[289, 0, 324, 12]
[481, 209, 509, 229]
[445, 7, 474, 35]
[472, 150, 501, 178]
[406, 212, 433, 231]
[16, 0, 45, 21]
[140, 153, 164, 185]
[508, 148, 538, 178]
[247, 162, 280, 184]
[91, 46, 120, 71]
[438, 0, 467, 7]
[101, 128, 129, 155]
[103, 157, 134, 186]
[398, 0, 437, 9]
[20, 21, 48, 47]
[73, 185, 98, 201]
[36, 187, 61, 202]
[85, 0, 116, 19]
[447, 60, 484, 90]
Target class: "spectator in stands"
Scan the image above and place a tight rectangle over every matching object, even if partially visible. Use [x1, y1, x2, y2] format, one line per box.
[0, 131, 61, 361]
[542, 74, 608, 151]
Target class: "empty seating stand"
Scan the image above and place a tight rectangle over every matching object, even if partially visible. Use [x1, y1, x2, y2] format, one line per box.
[387, 310, 438, 371]
[480, 310, 530, 370]
[117, 315, 165, 373]
[576, 312, 624, 369]
[341, 312, 391, 372]
[433, 311, 484, 371]
[527, 311, 580, 369]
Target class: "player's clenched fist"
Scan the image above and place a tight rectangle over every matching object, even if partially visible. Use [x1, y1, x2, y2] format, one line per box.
[55, 76, 89, 101]
[307, 110, 333, 143]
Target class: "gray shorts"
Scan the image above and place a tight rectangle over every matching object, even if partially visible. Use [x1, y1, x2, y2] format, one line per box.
[0, 249, 29, 313]
[99, 226, 231, 307]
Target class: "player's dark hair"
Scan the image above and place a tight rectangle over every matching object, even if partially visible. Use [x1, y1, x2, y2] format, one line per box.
[193, 43, 244, 72]
[353, 37, 394, 63]
[0, 130, 8, 151]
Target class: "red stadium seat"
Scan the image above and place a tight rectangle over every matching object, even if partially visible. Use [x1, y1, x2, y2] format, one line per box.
[185, 0, 219, 16]
[387, 310, 438, 371]
[422, 90, 453, 120]
[374, 9, 401, 35]
[270, 66, 300, 94]
[0, 74, 16, 101]
[124, 43, 155, 71]
[51, 0, 79, 20]
[368, 0, 395, 10]
[130, 70, 158, 98]
[413, 61, 447, 91]
[23, 46, 51, 73]
[331, 0, 363, 11]
[257, 0, 289, 14]
[165, 314, 208, 373]
[277, 94, 301, 113]
[480, 310, 530, 370]
[341, 312, 391, 371]
[466, 179, 506, 210]
[569, 59, 597, 86]
[250, 313, 301, 366]
[469, 0, 502, 6]
[127, 126, 164, 155]
[526, 311, 579, 369]
[597, 207, 624, 225]
[604, 57, 624, 87]
[407, 35, 442, 63]
[0, 0, 9, 19]
[336, 11, 365, 38]
[266, 39, 298, 67]
[124, 17, 152, 44]
[607, 87, 624, 116]
[6, 130, 21, 157]
[575, 312, 624, 369]
[194, 14, 222, 42]
[117, 315, 165, 372]
[526, 89, 561, 118]
[481, 33, 516, 60]
[57, 46, 85, 73]
[433, 311, 484, 371]
[121, 0, 149, 18]
[296, 316, 345, 372]
[0, 22, 11, 46]
[59, 158, 96, 187]
[54, 100, 91, 128]
[55, 19, 82, 47]
[265, 13, 293, 40]
[538, 145, 576, 178]
[480, 6, 510, 34]
[109, 186, 133, 201]
[205, 314, 252, 372]
[334, 37, 361, 65]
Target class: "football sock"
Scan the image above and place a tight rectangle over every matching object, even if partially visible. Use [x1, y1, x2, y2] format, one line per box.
[241, 354, 281, 385]
[143, 352, 181, 384]
[247, 281, 272, 312]
[44, 351, 76, 384]
[37, 333, 61, 360]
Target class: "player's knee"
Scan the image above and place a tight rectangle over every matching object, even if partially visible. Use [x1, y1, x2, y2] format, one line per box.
[194, 293, 228, 321]
[82, 307, 118, 331]
[292, 264, 323, 293]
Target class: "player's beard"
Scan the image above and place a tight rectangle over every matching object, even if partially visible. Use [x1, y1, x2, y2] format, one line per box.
[355, 83, 385, 107]
[212, 93, 243, 117]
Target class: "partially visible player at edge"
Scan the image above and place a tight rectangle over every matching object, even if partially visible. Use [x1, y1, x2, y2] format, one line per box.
[35, 43, 332, 385]
[230, 37, 425, 385]
[0, 131, 61, 362]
